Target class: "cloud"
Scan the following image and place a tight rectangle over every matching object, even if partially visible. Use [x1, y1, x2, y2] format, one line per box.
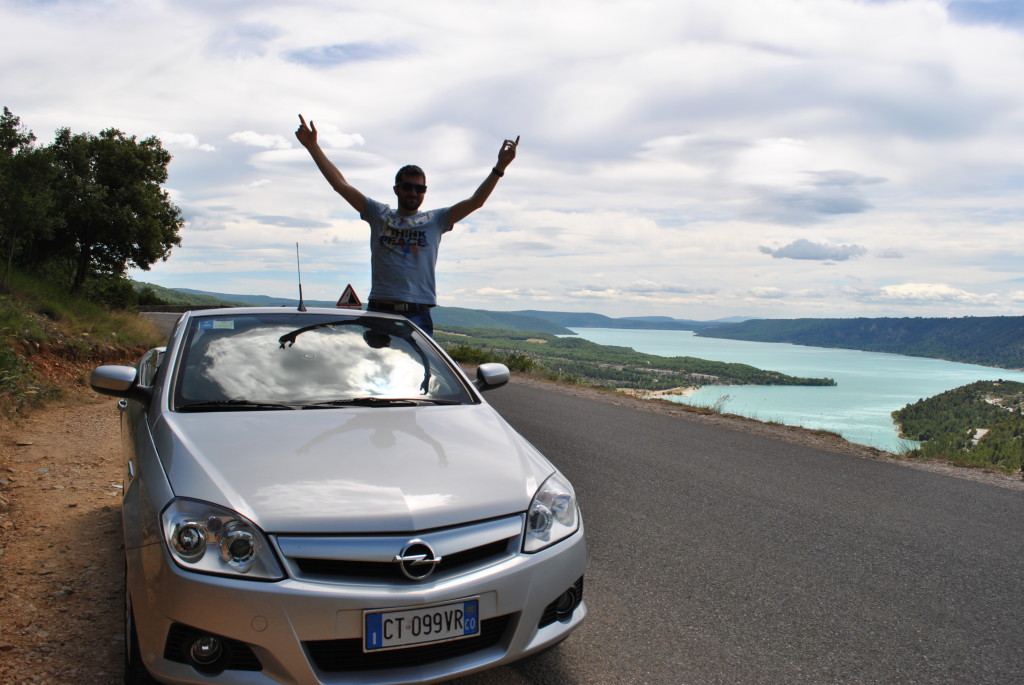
[251, 215, 333, 229]
[876, 283, 1003, 305]
[619, 280, 712, 295]
[158, 132, 216, 152]
[807, 170, 886, 188]
[228, 131, 293, 150]
[207, 23, 282, 59]
[746, 189, 872, 223]
[182, 210, 227, 233]
[7, 0, 1024, 320]
[308, 123, 368, 151]
[742, 168, 881, 224]
[759, 239, 867, 261]
[503, 241, 555, 253]
[750, 287, 786, 299]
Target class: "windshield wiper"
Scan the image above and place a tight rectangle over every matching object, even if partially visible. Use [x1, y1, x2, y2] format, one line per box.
[177, 400, 299, 412]
[302, 397, 460, 409]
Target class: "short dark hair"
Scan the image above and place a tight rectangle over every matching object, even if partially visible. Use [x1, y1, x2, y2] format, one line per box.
[395, 164, 425, 185]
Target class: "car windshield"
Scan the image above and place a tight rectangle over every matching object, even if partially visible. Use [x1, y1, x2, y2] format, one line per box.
[172, 313, 474, 409]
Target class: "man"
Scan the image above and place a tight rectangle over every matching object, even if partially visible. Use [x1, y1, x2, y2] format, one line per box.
[295, 114, 518, 334]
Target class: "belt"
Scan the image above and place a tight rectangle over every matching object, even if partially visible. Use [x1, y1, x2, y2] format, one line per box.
[368, 300, 434, 313]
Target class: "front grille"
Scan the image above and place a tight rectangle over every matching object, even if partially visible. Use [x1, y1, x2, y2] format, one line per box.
[305, 615, 511, 672]
[294, 538, 513, 581]
[164, 623, 262, 672]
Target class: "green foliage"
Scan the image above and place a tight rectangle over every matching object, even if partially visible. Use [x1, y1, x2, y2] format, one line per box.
[436, 327, 835, 391]
[0, 107, 183, 296]
[0, 107, 60, 292]
[445, 343, 539, 373]
[135, 285, 169, 306]
[701, 316, 1024, 370]
[892, 380, 1024, 472]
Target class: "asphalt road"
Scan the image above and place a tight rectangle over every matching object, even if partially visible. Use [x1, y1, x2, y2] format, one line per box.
[454, 380, 1024, 685]
[142, 310, 185, 339]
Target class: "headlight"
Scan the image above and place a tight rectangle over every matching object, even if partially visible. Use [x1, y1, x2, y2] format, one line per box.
[524, 473, 580, 553]
[162, 499, 285, 580]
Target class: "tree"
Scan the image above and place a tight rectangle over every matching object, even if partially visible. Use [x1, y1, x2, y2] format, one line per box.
[0, 107, 58, 292]
[47, 127, 183, 293]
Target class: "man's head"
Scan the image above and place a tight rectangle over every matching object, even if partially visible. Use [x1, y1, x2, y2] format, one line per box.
[393, 164, 427, 214]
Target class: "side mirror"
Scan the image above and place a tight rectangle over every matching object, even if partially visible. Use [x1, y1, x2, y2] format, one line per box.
[474, 362, 510, 391]
[90, 365, 152, 403]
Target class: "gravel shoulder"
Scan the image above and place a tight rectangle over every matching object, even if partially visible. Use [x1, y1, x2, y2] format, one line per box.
[0, 385, 125, 685]
[0, 366, 1019, 684]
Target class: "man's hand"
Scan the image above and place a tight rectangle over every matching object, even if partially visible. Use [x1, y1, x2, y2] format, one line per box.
[294, 114, 367, 215]
[295, 114, 317, 149]
[496, 135, 519, 172]
[448, 135, 521, 225]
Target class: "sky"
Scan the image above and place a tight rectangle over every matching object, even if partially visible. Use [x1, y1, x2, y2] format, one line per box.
[3, 0, 1023, 321]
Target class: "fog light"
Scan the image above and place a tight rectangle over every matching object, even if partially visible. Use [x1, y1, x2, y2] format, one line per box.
[190, 635, 223, 665]
[554, 587, 579, 621]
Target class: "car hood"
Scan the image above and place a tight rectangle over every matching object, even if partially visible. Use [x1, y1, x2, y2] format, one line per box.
[152, 404, 554, 533]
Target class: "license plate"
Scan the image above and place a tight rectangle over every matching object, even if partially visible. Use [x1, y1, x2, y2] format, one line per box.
[364, 598, 480, 652]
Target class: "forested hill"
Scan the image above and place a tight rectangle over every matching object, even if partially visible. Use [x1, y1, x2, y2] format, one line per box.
[891, 380, 1024, 472]
[697, 316, 1024, 370]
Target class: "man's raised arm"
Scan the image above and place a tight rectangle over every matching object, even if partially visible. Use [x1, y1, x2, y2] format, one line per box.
[295, 114, 367, 216]
[448, 136, 519, 225]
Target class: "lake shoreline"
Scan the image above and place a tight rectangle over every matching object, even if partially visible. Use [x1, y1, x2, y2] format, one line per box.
[570, 328, 1024, 454]
[617, 386, 698, 399]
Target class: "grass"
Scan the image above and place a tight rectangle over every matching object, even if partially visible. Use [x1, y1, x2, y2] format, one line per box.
[1, 269, 165, 418]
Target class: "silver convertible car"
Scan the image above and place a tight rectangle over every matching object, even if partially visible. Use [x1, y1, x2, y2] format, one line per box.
[90, 307, 586, 685]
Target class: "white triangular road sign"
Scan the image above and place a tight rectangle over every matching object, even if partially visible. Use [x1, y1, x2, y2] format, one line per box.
[337, 284, 362, 309]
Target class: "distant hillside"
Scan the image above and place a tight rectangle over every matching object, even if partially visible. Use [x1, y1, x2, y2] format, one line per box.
[698, 316, 1024, 370]
[138, 286, 718, 334]
[500, 310, 722, 330]
[141, 288, 570, 333]
[170, 287, 337, 308]
[132, 282, 248, 306]
[431, 308, 571, 334]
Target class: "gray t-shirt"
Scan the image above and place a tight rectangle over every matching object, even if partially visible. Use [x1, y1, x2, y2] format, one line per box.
[361, 197, 453, 305]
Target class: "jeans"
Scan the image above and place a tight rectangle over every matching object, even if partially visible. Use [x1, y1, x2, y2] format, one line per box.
[403, 309, 434, 335]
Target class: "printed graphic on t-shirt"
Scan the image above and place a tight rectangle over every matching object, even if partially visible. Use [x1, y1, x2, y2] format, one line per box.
[380, 215, 429, 257]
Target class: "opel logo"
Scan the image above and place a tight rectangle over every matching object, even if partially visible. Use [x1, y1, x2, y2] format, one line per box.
[394, 539, 442, 581]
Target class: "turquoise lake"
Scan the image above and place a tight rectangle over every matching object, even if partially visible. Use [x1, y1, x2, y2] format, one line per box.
[568, 328, 1024, 453]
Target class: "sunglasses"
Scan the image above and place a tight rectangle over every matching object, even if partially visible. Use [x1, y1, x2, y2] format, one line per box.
[396, 181, 428, 193]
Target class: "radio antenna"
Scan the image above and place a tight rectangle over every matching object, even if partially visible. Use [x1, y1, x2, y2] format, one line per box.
[295, 243, 307, 311]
